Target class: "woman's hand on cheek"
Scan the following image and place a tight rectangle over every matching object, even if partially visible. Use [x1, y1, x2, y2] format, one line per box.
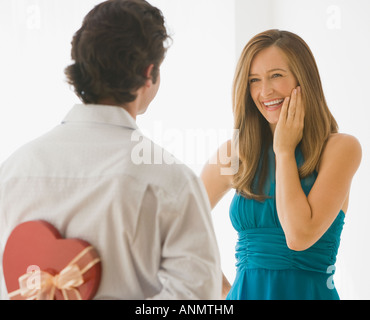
[273, 86, 305, 156]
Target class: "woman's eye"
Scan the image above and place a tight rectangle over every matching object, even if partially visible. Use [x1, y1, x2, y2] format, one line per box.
[272, 73, 282, 79]
[249, 78, 259, 83]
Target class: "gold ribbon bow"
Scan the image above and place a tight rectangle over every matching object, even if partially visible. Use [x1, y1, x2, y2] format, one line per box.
[8, 246, 100, 300]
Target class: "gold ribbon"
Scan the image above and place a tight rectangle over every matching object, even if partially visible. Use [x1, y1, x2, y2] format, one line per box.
[8, 246, 100, 300]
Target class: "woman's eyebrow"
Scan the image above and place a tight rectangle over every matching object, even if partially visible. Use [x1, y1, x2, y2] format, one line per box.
[249, 68, 287, 77]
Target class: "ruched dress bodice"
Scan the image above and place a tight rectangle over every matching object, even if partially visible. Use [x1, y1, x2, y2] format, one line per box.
[226, 145, 345, 300]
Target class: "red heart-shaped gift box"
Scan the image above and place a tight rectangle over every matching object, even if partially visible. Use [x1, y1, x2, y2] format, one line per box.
[3, 220, 101, 300]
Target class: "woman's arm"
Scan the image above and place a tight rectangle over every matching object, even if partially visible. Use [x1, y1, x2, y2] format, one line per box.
[200, 140, 236, 298]
[200, 140, 235, 208]
[274, 88, 362, 251]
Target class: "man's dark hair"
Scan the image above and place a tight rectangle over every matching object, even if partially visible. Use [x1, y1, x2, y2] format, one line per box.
[64, 0, 170, 104]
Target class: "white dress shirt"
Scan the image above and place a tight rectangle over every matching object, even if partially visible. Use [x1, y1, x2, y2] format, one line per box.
[0, 104, 222, 300]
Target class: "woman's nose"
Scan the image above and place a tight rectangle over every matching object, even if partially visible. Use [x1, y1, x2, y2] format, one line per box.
[260, 81, 274, 98]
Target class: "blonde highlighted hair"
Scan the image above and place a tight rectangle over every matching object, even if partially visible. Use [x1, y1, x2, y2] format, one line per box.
[232, 29, 338, 200]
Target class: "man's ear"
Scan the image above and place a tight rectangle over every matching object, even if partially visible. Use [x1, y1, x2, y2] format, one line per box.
[144, 64, 155, 86]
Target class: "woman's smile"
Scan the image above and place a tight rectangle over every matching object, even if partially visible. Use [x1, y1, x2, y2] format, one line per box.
[262, 98, 285, 111]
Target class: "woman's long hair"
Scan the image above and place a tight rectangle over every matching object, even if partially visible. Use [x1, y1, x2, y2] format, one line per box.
[232, 29, 338, 201]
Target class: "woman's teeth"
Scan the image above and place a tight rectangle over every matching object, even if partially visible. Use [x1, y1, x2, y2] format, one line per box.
[263, 99, 284, 107]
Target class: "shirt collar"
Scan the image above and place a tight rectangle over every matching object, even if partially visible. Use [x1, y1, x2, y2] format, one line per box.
[62, 104, 139, 130]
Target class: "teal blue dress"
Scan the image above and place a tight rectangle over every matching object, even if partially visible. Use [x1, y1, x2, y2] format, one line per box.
[226, 145, 345, 300]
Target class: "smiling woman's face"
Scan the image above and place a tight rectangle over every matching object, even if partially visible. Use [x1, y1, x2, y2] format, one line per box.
[249, 45, 298, 131]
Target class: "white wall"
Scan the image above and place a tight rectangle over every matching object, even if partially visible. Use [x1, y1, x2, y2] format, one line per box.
[138, 0, 235, 175]
[0, 0, 368, 299]
[0, 0, 103, 164]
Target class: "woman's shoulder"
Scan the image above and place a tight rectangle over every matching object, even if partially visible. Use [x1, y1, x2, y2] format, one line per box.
[318, 133, 362, 172]
[201, 140, 239, 183]
[326, 133, 361, 154]
[211, 139, 239, 178]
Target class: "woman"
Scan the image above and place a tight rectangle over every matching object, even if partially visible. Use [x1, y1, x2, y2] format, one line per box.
[201, 29, 361, 300]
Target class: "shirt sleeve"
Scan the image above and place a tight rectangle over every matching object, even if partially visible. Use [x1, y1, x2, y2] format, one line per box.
[147, 176, 222, 300]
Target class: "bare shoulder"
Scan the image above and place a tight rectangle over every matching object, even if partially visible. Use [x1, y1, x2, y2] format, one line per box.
[325, 133, 362, 157]
[218, 139, 239, 178]
[319, 133, 362, 172]
[200, 140, 237, 208]
[205, 139, 238, 167]
[201, 139, 239, 184]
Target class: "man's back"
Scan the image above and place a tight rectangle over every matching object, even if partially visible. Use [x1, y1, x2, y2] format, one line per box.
[0, 104, 222, 299]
